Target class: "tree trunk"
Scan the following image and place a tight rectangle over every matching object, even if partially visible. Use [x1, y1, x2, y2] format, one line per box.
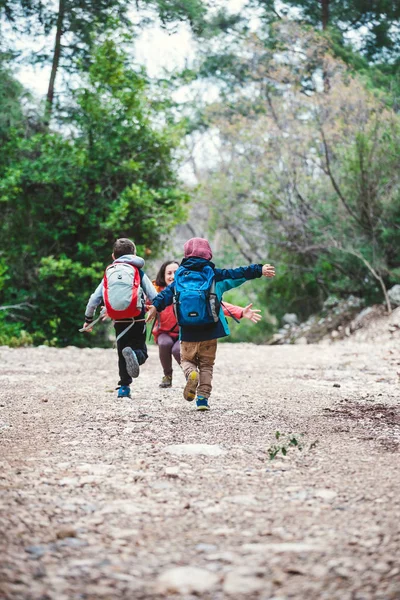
[321, 0, 329, 30]
[45, 0, 65, 123]
[321, 0, 330, 91]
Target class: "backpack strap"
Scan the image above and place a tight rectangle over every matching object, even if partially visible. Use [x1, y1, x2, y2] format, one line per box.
[208, 279, 220, 323]
[147, 313, 158, 341]
[116, 320, 136, 342]
[147, 314, 179, 341]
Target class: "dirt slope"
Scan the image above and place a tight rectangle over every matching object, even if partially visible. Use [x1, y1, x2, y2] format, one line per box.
[0, 339, 399, 599]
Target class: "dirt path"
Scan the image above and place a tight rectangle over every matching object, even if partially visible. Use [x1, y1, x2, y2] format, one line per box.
[1, 340, 399, 600]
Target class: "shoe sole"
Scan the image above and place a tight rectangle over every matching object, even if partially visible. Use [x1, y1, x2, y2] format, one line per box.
[183, 371, 199, 401]
[122, 347, 140, 379]
[196, 405, 210, 411]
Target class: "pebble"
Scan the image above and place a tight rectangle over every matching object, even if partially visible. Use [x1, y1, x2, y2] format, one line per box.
[164, 444, 226, 456]
[314, 489, 338, 500]
[223, 572, 268, 595]
[155, 566, 219, 594]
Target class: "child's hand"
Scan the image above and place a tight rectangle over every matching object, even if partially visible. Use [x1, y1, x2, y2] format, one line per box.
[82, 322, 93, 332]
[262, 264, 275, 277]
[242, 303, 262, 323]
[146, 305, 157, 322]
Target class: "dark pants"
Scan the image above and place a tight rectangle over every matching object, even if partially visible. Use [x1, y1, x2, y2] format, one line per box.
[157, 333, 181, 376]
[114, 320, 148, 386]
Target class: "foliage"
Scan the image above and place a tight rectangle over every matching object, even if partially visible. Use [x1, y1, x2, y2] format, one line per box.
[1, 3, 400, 346]
[0, 40, 188, 346]
[252, 0, 400, 62]
[221, 280, 276, 344]
[189, 25, 400, 325]
[267, 431, 305, 460]
[191, 1, 400, 107]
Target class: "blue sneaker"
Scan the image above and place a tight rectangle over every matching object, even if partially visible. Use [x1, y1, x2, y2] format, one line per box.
[122, 347, 140, 379]
[196, 395, 210, 411]
[117, 385, 131, 398]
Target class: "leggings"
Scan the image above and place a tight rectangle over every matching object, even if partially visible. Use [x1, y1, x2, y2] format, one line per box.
[157, 333, 180, 376]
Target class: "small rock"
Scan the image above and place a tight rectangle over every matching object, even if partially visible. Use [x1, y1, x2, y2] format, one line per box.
[388, 284, 400, 306]
[56, 528, 76, 540]
[195, 543, 217, 552]
[282, 313, 298, 325]
[25, 545, 46, 558]
[223, 572, 267, 595]
[164, 444, 226, 457]
[314, 489, 337, 500]
[57, 537, 87, 548]
[243, 542, 323, 553]
[155, 566, 219, 594]
[323, 296, 339, 309]
[165, 466, 179, 478]
[224, 495, 258, 506]
[333, 383, 341, 388]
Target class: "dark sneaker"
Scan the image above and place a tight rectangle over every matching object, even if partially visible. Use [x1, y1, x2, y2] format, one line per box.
[196, 395, 210, 411]
[122, 347, 140, 378]
[117, 385, 131, 398]
[159, 375, 172, 388]
[183, 371, 199, 401]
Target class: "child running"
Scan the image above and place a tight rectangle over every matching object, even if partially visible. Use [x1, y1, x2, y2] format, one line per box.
[83, 238, 156, 399]
[146, 238, 275, 410]
[151, 259, 263, 389]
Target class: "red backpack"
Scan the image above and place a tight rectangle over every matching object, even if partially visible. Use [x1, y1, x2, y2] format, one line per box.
[103, 261, 142, 320]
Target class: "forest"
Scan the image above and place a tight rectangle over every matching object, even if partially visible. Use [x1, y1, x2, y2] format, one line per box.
[0, 0, 399, 347]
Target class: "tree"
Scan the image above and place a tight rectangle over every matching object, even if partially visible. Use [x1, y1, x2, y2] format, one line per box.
[188, 1, 399, 105]
[189, 26, 400, 318]
[0, 39, 188, 345]
[0, 0, 209, 121]
[250, 0, 400, 62]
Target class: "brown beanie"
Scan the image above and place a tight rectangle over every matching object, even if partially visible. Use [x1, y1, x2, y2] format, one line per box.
[183, 237, 213, 260]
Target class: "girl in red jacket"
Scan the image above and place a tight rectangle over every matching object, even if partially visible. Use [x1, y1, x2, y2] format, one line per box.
[152, 260, 181, 388]
[152, 260, 262, 388]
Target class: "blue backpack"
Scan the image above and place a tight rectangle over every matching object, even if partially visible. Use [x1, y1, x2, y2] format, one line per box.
[173, 265, 220, 327]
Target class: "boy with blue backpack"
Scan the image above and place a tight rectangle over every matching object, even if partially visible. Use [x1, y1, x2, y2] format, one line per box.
[83, 238, 157, 399]
[146, 237, 275, 411]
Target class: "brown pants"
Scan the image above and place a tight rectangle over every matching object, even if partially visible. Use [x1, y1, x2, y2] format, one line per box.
[180, 340, 217, 399]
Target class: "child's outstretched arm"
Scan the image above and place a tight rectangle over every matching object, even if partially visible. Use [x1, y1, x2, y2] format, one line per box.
[242, 303, 262, 322]
[82, 280, 104, 330]
[215, 264, 262, 282]
[222, 301, 262, 323]
[215, 263, 275, 282]
[262, 264, 275, 277]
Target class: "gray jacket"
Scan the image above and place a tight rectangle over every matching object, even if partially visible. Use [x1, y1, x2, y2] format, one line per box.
[84, 254, 156, 320]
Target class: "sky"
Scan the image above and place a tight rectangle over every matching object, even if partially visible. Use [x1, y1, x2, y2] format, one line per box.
[11, 0, 248, 183]
[15, 0, 247, 98]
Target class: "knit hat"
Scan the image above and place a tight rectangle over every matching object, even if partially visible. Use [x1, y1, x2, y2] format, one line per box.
[183, 237, 213, 260]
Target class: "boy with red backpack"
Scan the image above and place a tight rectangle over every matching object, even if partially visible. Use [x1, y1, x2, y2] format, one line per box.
[146, 238, 275, 411]
[83, 238, 157, 399]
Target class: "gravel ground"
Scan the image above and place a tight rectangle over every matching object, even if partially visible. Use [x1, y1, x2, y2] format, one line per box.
[0, 339, 399, 600]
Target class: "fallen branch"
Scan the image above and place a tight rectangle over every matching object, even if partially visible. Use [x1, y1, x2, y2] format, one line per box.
[0, 302, 35, 311]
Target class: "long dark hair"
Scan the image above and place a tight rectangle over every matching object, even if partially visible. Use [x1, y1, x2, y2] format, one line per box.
[155, 260, 180, 287]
